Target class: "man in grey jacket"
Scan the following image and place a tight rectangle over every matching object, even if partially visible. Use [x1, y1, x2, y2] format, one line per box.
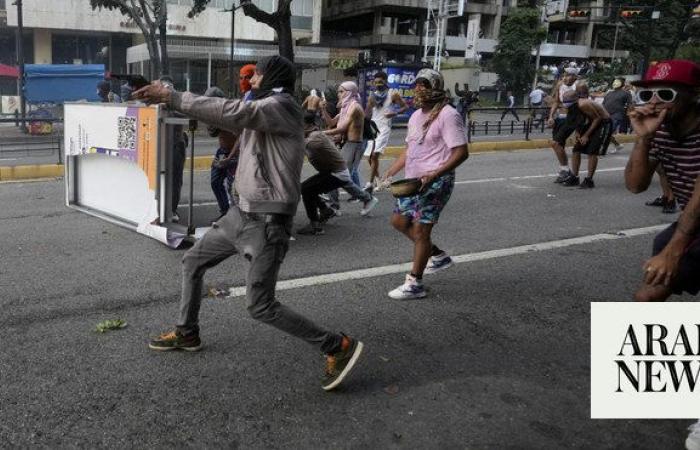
[134, 56, 364, 391]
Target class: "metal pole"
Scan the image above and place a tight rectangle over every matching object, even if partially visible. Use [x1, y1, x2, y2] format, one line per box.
[229, 5, 236, 97]
[187, 119, 197, 235]
[611, 21, 620, 61]
[207, 52, 212, 89]
[15, 0, 26, 132]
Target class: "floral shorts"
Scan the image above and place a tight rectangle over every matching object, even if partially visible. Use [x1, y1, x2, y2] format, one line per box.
[394, 172, 455, 224]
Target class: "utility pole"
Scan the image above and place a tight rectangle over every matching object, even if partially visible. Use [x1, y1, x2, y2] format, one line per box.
[224, 2, 240, 97]
[14, 0, 26, 132]
[641, 10, 660, 75]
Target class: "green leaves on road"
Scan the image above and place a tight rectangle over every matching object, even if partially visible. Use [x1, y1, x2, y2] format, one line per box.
[95, 319, 127, 333]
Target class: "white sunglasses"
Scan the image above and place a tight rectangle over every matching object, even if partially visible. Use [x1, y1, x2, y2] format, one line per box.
[636, 87, 678, 104]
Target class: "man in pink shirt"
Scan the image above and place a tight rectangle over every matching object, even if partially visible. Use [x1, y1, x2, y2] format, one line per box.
[382, 68, 470, 299]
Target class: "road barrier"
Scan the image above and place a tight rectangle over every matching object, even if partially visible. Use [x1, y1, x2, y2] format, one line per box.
[465, 107, 551, 143]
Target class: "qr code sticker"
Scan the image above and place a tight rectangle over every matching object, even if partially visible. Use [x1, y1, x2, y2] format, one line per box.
[118, 116, 137, 150]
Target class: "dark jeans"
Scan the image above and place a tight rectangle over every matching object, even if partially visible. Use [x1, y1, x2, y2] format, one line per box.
[301, 173, 345, 222]
[172, 141, 186, 214]
[210, 149, 234, 215]
[500, 107, 520, 121]
[177, 206, 343, 354]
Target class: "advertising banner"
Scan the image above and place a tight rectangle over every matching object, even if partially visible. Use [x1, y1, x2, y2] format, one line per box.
[361, 66, 419, 122]
[64, 103, 185, 248]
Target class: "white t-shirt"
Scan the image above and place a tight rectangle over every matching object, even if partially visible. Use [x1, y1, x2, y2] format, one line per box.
[529, 89, 544, 104]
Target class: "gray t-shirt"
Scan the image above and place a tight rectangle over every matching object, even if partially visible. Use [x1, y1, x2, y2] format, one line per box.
[603, 89, 632, 117]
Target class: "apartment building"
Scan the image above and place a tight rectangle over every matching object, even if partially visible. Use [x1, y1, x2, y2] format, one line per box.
[321, 0, 625, 68]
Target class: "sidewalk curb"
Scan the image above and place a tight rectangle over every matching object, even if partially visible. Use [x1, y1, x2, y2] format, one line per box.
[0, 135, 637, 182]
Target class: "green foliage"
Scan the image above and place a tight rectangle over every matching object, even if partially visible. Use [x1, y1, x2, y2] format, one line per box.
[596, 1, 694, 63]
[676, 43, 700, 63]
[492, 8, 546, 96]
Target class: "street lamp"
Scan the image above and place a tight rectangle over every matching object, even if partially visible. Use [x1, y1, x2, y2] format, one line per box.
[13, 0, 26, 132]
[223, 1, 243, 97]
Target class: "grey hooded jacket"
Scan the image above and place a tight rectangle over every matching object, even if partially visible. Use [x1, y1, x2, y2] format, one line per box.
[170, 91, 304, 216]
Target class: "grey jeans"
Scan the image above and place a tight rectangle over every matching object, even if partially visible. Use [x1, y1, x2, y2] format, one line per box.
[177, 206, 342, 354]
[328, 141, 371, 207]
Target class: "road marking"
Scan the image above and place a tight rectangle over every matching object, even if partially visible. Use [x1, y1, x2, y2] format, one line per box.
[186, 167, 629, 205]
[226, 223, 668, 298]
[455, 167, 625, 185]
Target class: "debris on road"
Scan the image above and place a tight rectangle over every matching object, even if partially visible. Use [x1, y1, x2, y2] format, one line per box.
[95, 319, 127, 333]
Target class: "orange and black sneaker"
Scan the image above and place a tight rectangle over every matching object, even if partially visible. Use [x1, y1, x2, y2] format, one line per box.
[148, 330, 202, 352]
[322, 335, 364, 391]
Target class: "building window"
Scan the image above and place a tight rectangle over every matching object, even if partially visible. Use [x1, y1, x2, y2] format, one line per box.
[52, 34, 110, 65]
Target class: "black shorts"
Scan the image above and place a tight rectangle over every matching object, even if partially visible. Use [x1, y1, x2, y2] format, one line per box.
[552, 117, 576, 146]
[573, 119, 612, 156]
[652, 222, 700, 296]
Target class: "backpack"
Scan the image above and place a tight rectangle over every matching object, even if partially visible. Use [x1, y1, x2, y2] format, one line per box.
[363, 118, 380, 141]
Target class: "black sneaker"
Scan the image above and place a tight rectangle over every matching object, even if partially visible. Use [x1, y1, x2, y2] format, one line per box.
[662, 198, 678, 214]
[318, 207, 340, 224]
[149, 330, 202, 352]
[554, 170, 572, 183]
[322, 335, 364, 391]
[645, 196, 666, 207]
[563, 175, 580, 186]
[579, 177, 595, 189]
[297, 223, 325, 235]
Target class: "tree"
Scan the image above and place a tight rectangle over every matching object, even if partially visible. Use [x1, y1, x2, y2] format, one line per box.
[491, 8, 546, 96]
[90, 0, 169, 79]
[595, 0, 695, 70]
[189, 0, 295, 62]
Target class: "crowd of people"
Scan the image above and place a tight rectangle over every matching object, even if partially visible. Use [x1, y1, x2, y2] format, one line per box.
[124, 56, 698, 434]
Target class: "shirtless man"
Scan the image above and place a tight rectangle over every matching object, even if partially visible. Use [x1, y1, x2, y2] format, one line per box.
[548, 68, 578, 183]
[561, 84, 612, 189]
[302, 89, 322, 113]
[321, 81, 378, 216]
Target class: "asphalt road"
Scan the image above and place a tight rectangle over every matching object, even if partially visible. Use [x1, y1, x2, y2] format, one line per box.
[0, 146, 695, 449]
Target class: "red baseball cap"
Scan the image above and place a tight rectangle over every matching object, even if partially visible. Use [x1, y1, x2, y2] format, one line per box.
[633, 60, 700, 87]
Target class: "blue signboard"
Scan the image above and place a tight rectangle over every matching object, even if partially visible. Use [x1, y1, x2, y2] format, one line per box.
[25, 64, 104, 103]
[360, 65, 420, 122]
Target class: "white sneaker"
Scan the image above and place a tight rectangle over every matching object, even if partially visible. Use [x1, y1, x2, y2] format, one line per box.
[360, 196, 379, 216]
[388, 274, 427, 299]
[424, 253, 454, 275]
[686, 420, 700, 450]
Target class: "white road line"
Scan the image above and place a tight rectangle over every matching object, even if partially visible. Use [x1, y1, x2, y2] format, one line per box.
[455, 167, 625, 185]
[226, 223, 668, 297]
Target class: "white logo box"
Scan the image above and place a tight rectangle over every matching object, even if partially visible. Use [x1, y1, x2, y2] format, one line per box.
[591, 302, 700, 419]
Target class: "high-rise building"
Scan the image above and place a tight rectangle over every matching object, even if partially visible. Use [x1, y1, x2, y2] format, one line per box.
[321, 0, 626, 70]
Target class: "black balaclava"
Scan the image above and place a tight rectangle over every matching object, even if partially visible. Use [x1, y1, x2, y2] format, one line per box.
[253, 55, 296, 100]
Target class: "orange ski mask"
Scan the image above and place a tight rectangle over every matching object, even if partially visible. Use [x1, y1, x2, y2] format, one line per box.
[239, 64, 256, 94]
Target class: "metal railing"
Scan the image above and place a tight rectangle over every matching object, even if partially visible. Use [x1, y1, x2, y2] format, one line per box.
[464, 107, 550, 142]
[0, 117, 64, 165]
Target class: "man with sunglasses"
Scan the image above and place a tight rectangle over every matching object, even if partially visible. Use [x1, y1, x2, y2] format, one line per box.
[625, 60, 700, 304]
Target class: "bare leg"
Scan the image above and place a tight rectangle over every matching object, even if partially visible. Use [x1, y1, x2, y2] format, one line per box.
[551, 141, 568, 167]
[658, 167, 675, 201]
[409, 222, 435, 278]
[368, 153, 380, 186]
[391, 213, 414, 241]
[587, 154, 598, 179]
[571, 152, 581, 177]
